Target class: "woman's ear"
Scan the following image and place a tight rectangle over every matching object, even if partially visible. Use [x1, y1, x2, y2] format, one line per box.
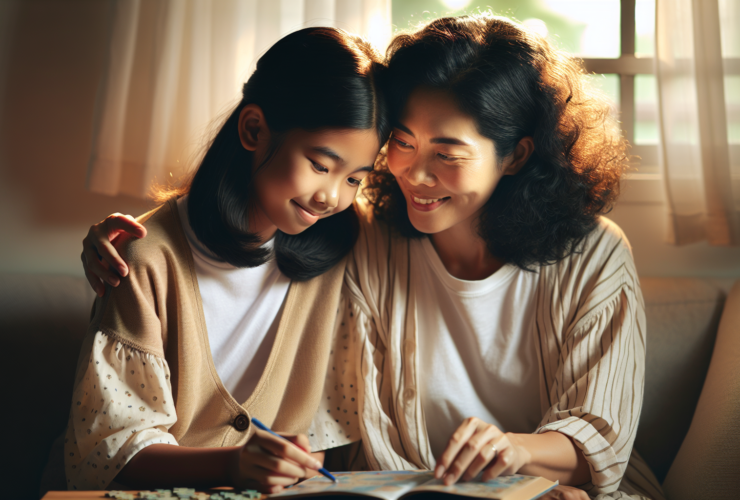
[238, 104, 270, 151]
[502, 136, 534, 176]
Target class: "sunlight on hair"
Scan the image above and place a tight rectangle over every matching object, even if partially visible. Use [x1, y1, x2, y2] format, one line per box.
[440, 0, 473, 9]
[522, 18, 548, 38]
[367, 12, 392, 49]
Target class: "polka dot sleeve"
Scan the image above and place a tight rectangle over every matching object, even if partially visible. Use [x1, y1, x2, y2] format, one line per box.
[64, 331, 178, 490]
[307, 294, 362, 452]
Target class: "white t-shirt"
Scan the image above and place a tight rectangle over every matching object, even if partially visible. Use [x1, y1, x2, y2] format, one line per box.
[177, 196, 291, 403]
[413, 237, 542, 458]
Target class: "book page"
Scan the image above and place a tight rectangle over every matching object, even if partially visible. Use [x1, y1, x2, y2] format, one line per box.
[271, 471, 435, 500]
[408, 474, 558, 500]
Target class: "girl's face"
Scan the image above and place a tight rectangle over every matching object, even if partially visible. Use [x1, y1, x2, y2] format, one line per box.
[387, 87, 503, 235]
[252, 126, 380, 235]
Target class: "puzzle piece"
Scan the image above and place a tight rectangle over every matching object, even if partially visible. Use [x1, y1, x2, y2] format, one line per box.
[105, 492, 135, 500]
[173, 487, 196, 498]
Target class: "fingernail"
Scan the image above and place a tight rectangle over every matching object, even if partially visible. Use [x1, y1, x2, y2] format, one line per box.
[434, 464, 445, 479]
[313, 460, 323, 470]
[109, 277, 120, 287]
[118, 266, 127, 276]
[443, 473, 454, 486]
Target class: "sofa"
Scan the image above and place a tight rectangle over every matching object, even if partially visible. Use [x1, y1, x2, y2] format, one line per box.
[1, 274, 738, 500]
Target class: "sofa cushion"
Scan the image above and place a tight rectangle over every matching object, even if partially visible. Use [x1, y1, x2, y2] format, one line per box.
[0, 274, 95, 500]
[637, 278, 726, 483]
[662, 280, 740, 499]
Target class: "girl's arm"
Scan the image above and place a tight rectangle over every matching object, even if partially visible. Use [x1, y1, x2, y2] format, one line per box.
[118, 432, 323, 494]
[81, 213, 146, 296]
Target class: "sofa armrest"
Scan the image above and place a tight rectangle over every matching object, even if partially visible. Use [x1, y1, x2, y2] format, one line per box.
[663, 279, 740, 499]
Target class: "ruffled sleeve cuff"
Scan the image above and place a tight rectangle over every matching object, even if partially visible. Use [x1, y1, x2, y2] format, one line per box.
[64, 331, 178, 490]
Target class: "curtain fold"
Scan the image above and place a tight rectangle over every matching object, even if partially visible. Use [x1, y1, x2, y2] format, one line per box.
[655, 0, 740, 245]
[87, 0, 391, 198]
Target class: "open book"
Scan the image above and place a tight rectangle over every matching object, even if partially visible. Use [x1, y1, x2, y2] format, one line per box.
[272, 470, 558, 500]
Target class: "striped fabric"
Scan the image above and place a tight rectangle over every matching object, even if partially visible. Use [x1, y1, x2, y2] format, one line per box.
[341, 214, 665, 500]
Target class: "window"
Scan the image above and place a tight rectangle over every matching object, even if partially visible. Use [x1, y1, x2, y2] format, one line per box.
[392, 0, 659, 175]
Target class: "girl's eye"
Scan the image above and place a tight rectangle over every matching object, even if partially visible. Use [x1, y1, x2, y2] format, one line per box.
[392, 137, 412, 149]
[347, 177, 361, 187]
[310, 160, 328, 173]
[437, 153, 450, 160]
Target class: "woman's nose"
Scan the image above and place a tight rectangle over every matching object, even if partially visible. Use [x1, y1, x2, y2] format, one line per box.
[405, 156, 435, 187]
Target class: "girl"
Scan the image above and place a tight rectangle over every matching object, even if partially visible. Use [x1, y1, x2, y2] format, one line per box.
[83, 14, 664, 500]
[67, 27, 388, 494]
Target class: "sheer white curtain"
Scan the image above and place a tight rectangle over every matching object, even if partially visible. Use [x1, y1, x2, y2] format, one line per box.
[87, 0, 392, 197]
[655, 0, 740, 245]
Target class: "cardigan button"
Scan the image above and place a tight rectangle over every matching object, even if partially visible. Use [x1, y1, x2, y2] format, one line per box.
[233, 414, 250, 431]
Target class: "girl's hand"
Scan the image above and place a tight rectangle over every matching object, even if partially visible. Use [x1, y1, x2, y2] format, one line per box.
[81, 213, 147, 296]
[230, 429, 323, 494]
[541, 485, 590, 500]
[434, 417, 531, 486]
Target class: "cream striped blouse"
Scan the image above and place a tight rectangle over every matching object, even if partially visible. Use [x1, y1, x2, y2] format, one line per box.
[329, 215, 665, 500]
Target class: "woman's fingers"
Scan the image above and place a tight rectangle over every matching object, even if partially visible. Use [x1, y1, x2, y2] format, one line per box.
[436, 417, 497, 484]
[540, 485, 590, 500]
[445, 425, 501, 484]
[81, 238, 120, 288]
[93, 214, 145, 276]
[460, 429, 504, 482]
[81, 251, 106, 297]
[481, 440, 518, 481]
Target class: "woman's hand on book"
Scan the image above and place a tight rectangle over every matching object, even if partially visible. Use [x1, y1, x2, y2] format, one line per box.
[82, 213, 146, 296]
[434, 417, 531, 486]
[541, 485, 590, 500]
[229, 429, 324, 494]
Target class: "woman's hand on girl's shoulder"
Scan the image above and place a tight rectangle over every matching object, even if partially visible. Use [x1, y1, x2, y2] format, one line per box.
[230, 429, 323, 494]
[434, 417, 531, 486]
[82, 213, 147, 297]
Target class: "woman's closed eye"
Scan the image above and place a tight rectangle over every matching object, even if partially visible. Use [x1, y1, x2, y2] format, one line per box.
[392, 136, 413, 149]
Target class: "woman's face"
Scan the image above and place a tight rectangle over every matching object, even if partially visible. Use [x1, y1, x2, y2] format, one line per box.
[387, 87, 503, 235]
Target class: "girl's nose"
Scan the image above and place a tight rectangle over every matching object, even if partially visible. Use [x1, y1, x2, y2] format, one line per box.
[314, 188, 338, 209]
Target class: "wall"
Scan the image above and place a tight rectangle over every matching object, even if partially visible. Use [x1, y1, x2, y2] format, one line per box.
[0, 0, 150, 277]
[0, 0, 738, 280]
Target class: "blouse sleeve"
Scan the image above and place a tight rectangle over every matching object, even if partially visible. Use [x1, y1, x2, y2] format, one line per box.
[64, 331, 178, 491]
[307, 293, 362, 452]
[534, 247, 646, 497]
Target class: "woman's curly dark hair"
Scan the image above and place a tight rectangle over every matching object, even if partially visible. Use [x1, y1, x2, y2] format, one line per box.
[363, 14, 629, 270]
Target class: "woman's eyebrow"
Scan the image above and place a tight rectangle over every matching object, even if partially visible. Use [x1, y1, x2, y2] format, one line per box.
[396, 122, 470, 146]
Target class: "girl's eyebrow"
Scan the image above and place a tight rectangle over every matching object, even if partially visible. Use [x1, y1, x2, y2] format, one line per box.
[311, 146, 373, 172]
[395, 122, 470, 146]
[311, 146, 343, 163]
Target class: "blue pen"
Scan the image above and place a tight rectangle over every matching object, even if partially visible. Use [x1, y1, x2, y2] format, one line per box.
[251, 417, 337, 482]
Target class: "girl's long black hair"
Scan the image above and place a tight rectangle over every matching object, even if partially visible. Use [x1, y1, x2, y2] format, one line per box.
[178, 28, 389, 281]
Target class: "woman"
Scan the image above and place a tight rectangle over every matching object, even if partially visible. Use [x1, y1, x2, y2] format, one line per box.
[84, 15, 663, 500]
